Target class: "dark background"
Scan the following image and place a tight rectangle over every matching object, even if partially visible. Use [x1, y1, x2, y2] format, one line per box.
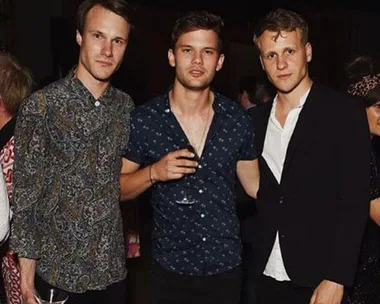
[1, 2, 380, 303]
[2, 0, 380, 106]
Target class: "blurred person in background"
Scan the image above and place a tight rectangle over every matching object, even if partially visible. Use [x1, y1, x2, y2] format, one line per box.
[345, 55, 380, 304]
[0, 51, 34, 304]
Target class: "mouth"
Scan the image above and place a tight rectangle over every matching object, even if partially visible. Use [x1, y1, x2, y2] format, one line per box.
[189, 69, 204, 77]
[96, 60, 113, 67]
[277, 73, 291, 80]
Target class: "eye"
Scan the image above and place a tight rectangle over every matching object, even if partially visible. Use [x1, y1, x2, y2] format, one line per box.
[114, 39, 124, 45]
[93, 33, 102, 39]
[285, 49, 295, 55]
[266, 53, 276, 60]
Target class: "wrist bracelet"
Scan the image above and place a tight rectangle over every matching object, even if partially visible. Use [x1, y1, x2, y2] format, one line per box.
[149, 164, 154, 185]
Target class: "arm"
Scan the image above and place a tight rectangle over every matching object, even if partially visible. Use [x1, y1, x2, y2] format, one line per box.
[10, 92, 46, 262]
[236, 159, 260, 199]
[311, 96, 371, 304]
[19, 257, 38, 304]
[370, 197, 380, 225]
[120, 148, 198, 201]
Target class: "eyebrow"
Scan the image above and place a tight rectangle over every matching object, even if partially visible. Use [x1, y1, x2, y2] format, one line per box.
[88, 30, 127, 41]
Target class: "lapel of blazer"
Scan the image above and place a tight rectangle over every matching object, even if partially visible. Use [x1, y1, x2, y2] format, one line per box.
[282, 83, 319, 174]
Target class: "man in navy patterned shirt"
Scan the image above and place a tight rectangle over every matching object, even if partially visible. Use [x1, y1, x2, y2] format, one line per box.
[120, 10, 259, 304]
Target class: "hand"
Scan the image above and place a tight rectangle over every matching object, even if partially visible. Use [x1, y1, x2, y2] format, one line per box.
[19, 257, 38, 304]
[309, 280, 344, 304]
[151, 148, 198, 182]
[20, 284, 37, 304]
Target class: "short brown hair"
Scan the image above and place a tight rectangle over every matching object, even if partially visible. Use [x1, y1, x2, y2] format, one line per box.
[76, 0, 134, 35]
[170, 10, 224, 53]
[253, 8, 309, 47]
[0, 53, 34, 115]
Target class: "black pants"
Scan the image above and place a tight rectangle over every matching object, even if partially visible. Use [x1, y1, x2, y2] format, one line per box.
[240, 243, 257, 304]
[149, 261, 242, 304]
[35, 274, 127, 304]
[255, 275, 349, 304]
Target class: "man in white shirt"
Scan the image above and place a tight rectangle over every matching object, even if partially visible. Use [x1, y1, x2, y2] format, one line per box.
[249, 8, 370, 304]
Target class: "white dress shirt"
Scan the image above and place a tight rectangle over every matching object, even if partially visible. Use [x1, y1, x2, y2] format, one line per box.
[262, 88, 310, 281]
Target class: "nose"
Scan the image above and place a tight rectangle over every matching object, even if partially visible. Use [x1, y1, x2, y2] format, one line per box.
[191, 51, 203, 65]
[276, 55, 287, 70]
[101, 40, 113, 58]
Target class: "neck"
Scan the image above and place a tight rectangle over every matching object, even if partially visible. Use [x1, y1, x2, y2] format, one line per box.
[277, 78, 313, 111]
[169, 88, 213, 115]
[74, 67, 109, 100]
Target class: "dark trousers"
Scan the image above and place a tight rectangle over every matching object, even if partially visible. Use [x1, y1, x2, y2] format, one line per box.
[35, 274, 127, 304]
[149, 261, 242, 304]
[255, 275, 349, 304]
[240, 243, 257, 304]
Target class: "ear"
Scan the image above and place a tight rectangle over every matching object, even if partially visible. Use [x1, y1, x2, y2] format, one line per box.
[215, 54, 225, 72]
[305, 42, 312, 63]
[259, 56, 265, 71]
[168, 49, 175, 67]
[76, 30, 83, 47]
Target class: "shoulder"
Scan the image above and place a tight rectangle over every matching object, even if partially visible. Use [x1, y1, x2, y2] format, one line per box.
[310, 82, 361, 108]
[214, 92, 248, 117]
[131, 94, 167, 118]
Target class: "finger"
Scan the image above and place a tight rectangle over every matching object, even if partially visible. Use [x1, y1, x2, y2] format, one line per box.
[177, 159, 198, 169]
[176, 148, 196, 160]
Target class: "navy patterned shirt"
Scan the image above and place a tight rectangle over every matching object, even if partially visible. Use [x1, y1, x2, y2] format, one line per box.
[10, 69, 134, 292]
[124, 91, 256, 276]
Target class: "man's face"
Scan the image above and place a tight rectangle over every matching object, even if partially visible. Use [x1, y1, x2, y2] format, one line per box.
[168, 29, 225, 91]
[257, 29, 312, 95]
[76, 5, 130, 84]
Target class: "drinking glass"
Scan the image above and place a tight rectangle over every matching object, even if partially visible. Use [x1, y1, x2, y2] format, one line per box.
[176, 144, 199, 205]
[34, 288, 69, 304]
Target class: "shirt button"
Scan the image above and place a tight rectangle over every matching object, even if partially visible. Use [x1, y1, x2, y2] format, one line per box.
[198, 165, 202, 169]
[201, 214, 205, 218]
[279, 196, 284, 204]
[94, 100, 100, 107]
[199, 189, 203, 194]
[202, 237, 206, 241]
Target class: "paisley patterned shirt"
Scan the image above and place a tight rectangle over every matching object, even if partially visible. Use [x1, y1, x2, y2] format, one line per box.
[124, 92, 256, 276]
[10, 69, 135, 293]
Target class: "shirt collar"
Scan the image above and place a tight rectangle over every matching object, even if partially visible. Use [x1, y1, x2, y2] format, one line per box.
[271, 87, 311, 116]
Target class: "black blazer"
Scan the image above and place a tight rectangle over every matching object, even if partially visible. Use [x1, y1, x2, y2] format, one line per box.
[249, 83, 371, 287]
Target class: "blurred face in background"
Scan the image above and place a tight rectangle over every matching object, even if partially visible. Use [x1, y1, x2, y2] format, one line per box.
[366, 101, 380, 137]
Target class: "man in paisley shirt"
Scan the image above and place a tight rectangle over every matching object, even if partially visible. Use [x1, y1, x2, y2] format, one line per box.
[120, 10, 260, 304]
[9, 1, 135, 303]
